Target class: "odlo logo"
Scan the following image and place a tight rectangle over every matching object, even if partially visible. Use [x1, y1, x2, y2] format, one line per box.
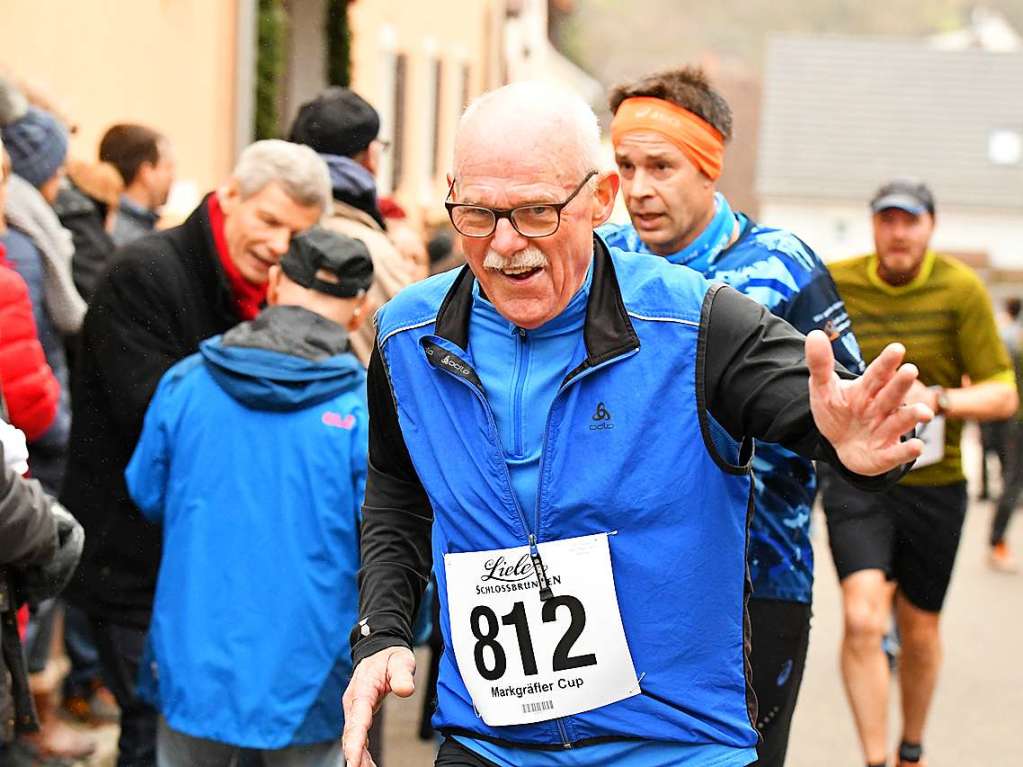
[589, 402, 614, 431]
[440, 354, 472, 377]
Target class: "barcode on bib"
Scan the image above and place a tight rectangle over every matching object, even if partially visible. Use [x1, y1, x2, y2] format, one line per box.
[522, 700, 554, 715]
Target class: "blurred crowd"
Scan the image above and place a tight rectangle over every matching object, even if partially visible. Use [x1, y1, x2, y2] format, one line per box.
[0, 75, 453, 767]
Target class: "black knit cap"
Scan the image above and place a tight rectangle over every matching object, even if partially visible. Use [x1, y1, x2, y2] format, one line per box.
[288, 87, 380, 158]
[280, 227, 374, 298]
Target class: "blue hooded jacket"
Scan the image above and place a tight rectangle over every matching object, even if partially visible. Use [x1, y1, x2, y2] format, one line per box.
[126, 305, 368, 749]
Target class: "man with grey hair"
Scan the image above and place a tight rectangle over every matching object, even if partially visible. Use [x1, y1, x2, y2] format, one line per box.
[342, 82, 931, 766]
[61, 139, 329, 767]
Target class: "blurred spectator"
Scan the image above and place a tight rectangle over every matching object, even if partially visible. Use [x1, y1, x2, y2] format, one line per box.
[27, 129, 123, 731]
[0, 80, 84, 343]
[126, 228, 372, 767]
[990, 296, 1023, 572]
[54, 159, 122, 302]
[425, 229, 463, 276]
[99, 124, 175, 246]
[377, 194, 430, 281]
[0, 148, 60, 445]
[0, 81, 79, 496]
[60, 140, 329, 767]
[0, 82, 95, 764]
[978, 297, 1021, 499]
[0, 411, 85, 767]
[289, 86, 428, 365]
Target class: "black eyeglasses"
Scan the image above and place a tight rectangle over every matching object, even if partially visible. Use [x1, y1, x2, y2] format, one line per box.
[445, 170, 598, 239]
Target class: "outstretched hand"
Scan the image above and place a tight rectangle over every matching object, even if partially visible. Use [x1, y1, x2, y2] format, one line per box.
[805, 330, 932, 476]
[342, 646, 417, 767]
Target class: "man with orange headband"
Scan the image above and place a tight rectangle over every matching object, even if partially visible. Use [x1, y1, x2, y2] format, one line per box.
[601, 66, 864, 767]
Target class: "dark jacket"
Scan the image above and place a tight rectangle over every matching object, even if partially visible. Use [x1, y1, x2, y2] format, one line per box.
[0, 438, 57, 742]
[61, 196, 242, 627]
[53, 183, 116, 303]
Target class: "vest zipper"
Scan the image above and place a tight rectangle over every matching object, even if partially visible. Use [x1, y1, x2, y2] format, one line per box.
[430, 351, 537, 553]
[531, 347, 642, 542]
[512, 327, 528, 457]
[556, 718, 572, 748]
[430, 341, 638, 747]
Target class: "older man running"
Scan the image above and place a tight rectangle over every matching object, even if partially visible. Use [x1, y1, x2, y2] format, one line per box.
[342, 82, 930, 767]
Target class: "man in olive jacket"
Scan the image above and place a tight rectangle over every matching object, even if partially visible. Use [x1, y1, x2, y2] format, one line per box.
[60, 140, 329, 767]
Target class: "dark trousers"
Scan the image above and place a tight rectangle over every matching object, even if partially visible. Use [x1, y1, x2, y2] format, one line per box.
[89, 616, 157, 767]
[993, 420, 1023, 545]
[64, 604, 103, 695]
[980, 419, 1011, 499]
[748, 599, 811, 767]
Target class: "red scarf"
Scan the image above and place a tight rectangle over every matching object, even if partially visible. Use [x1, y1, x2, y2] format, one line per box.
[207, 194, 265, 320]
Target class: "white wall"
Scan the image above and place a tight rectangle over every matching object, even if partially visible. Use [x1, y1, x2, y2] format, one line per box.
[760, 199, 1023, 269]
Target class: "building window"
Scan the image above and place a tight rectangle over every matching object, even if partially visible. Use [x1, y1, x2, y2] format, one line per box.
[420, 45, 440, 201]
[432, 58, 445, 178]
[391, 53, 408, 192]
[461, 62, 472, 112]
[376, 26, 397, 196]
[989, 129, 1022, 166]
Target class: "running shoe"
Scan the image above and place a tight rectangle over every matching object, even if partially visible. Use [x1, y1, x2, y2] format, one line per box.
[989, 541, 1019, 573]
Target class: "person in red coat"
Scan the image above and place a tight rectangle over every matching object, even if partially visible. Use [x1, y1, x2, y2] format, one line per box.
[0, 241, 60, 442]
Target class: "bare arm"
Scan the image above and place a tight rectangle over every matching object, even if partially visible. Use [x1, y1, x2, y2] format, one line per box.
[907, 378, 1018, 422]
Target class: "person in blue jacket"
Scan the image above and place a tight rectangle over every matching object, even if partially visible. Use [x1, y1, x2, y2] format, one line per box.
[599, 66, 865, 767]
[340, 81, 933, 767]
[125, 227, 373, 767]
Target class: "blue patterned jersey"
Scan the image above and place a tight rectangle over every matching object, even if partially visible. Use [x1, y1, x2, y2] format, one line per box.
[600, 199, 864, 603]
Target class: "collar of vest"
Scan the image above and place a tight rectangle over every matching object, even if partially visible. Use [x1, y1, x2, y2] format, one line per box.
[432, 235, 640, 377]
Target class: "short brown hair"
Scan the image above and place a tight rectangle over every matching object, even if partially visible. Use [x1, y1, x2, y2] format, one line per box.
[609, 66, 732, 142]
[99, 123, 165, 185]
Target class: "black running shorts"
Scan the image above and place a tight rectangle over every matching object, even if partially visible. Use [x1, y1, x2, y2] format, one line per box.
[434, 739, 498, 766]
[820, 469, 967, 613]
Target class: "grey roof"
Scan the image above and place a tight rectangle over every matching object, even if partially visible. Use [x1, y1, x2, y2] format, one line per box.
[757, 35, 1023, 211]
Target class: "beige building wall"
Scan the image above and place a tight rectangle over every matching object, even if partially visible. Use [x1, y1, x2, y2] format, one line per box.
[0, 0, 242, 220]
[347, 0, 504, 226]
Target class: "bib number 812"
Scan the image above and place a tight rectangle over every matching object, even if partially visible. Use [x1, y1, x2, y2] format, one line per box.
[469, 595, 597, 681]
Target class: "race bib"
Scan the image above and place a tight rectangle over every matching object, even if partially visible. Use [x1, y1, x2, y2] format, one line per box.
[912, 415, 945, 470]
[444, 532, 640, 726]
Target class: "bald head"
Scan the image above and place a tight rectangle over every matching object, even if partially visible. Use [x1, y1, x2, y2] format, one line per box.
[453, 81, 602, 183]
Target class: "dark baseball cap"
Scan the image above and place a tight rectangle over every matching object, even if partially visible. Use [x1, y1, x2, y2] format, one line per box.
[288, 87, 380, 158]
[280, 227, 374, 298]
[870, 179, 935, 216]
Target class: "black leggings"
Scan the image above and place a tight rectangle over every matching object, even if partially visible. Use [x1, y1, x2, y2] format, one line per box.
[993, 420, 1023, 545]
[748, 599, 811, 767]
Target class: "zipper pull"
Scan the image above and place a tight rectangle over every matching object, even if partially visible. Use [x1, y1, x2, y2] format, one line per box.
[528, 534, 554, 601]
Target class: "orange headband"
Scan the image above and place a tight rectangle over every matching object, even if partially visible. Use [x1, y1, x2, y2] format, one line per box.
[610, 97, 725, 181]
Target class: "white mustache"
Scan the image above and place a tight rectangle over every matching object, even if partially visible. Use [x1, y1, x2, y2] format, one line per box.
[483, 245, 548, 271]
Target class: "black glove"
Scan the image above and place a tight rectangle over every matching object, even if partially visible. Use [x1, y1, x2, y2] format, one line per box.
[15, 501, 84, 606]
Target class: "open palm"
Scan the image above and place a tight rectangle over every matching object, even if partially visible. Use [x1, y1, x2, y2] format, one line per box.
[806, 330, 931, 476]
